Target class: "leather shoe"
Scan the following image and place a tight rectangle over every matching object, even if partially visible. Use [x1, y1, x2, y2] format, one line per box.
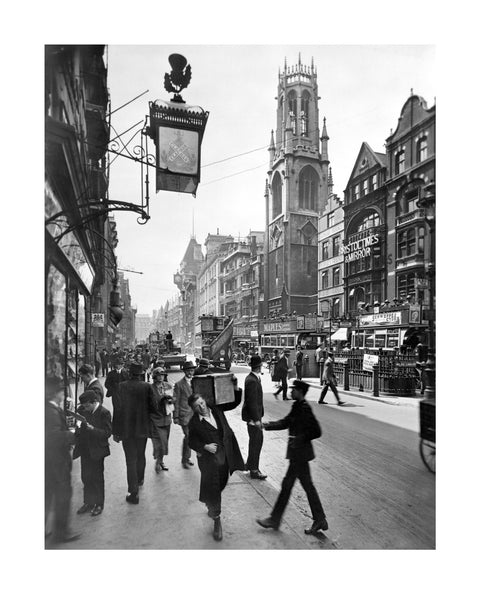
[256, 517, 279, 530]
[91, 505, 103, 516]
[213, 517, 223, 541]
[126, 493, 139, 504]
[250, 470, 267, 480]
[182, 461, 194, 468]
[305, 518, 328, 534]
[77, 503, 92, 514]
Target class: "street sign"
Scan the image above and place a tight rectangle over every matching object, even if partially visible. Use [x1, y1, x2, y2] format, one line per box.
[91, 313, 104, 327]
[363, 353, 379, 372]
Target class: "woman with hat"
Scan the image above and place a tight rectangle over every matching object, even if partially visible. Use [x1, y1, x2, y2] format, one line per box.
[149, 367, 174, 472]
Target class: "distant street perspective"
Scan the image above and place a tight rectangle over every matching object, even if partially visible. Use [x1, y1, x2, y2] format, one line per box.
[45, 45, 435, 550]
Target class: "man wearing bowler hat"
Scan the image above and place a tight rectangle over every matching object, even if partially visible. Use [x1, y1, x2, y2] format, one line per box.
[194, 358, 212, 376]
[112, 362, 153, 504]
[241, 354, 267, 479]
[257, 379, 328, 535]
[173, 360, 197, 468]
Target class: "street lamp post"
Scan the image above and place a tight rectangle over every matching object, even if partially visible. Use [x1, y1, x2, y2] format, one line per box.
[417, 182, 435, 399]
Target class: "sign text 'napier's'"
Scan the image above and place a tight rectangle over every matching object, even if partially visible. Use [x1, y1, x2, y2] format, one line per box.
[341, 233, 379, 263]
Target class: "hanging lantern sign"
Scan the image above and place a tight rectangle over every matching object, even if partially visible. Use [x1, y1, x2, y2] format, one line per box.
[148, 54, 209, 196]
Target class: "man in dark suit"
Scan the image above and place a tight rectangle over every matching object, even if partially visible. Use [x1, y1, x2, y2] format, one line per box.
[105, 356, 125, 409]
[273, 350, 291, 400]
[241, 354, 267, 479]
[112, 362, 154, 504]
[45, 376, 80, 545]
[79, 364, 104, 404]
[173, 360, 197, 468]
[188, 380, 244, 541]
[295, 345, 304, 380]
[257, 380, 328, 535]
[73, 390, 111, 516]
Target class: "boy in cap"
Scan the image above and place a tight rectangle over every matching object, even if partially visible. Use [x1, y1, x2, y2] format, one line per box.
[257, 379, 328, 535]
[73, 390, 112, 516]
[241, 354, 267, 479]
[173, 360, 197, 468]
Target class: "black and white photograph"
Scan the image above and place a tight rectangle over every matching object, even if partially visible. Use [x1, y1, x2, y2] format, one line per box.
[5, 1, 478, 592]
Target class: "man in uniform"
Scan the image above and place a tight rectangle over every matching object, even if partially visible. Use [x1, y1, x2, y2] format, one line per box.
[257, 380, 329, 535]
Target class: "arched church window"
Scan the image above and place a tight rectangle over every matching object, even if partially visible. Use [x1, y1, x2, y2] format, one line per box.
[288, 91, 297, 135]
[300, 91, 310, 136]
[299, 166, 319, 210]
[272, 172, 282, 219]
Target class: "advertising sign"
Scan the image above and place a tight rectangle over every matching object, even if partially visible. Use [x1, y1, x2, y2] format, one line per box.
[359, 311, 402, 326]
[91, 313, 105, 327]
[305, 316, 317, 331]
[363, 353, 379, 372]
[296, 316, 305, 330]
[341, 233, 380, 263]
[409, 305, 421, 324]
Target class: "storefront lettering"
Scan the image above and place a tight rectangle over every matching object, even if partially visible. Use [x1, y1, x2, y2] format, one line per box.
[341, 233, 379, 263]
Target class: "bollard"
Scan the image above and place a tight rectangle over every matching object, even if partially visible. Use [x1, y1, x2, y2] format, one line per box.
[372, 363, 379, 397]
[343, 360, 350, 391]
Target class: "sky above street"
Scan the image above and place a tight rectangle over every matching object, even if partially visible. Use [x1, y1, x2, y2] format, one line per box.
[107, 45, 436, 315]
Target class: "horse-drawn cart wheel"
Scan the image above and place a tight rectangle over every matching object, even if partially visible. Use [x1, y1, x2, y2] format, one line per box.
[419, 439, 436, 473]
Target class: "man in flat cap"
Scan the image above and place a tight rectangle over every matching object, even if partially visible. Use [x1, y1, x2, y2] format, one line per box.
[73, 390, 111, 516]
[112, 362, 154, 504]
[173, 360, 197, 469]
[241, 354, 267, 480]
[257, 379, 329, 535]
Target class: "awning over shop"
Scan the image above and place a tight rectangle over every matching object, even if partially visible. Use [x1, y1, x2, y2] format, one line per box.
[330, 327, 349, 341]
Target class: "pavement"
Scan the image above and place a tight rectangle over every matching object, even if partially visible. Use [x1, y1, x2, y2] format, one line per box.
[47, 366, 422, 550]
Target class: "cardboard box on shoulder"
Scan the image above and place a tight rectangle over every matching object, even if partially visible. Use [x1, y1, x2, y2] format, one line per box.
[191, 373, 235, 406]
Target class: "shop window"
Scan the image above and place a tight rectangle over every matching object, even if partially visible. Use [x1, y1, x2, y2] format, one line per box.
[46, 265, 66, 379]
[395, 150, 405, 175]
[332, 235, 340, 257]
[333, 267, 340, 286]
[299, 166, 319, 210]
[321, 271, 329, 289]
[322, 241, 329, 260]
[417, 136, 428, 162]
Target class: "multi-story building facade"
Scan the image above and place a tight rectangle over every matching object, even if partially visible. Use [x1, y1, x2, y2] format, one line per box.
[343, 142, 388, 315]
[173, 237, 204, 347]
[45, 45, 112, 406]
[385, 94, 435, 307]
[197, 232, 234, 317]
[135, 314, 153, 344]
[317, 184, 345, 338]
[115, 272, 136, 348]
[218, 232, 264, 351]
[265, 57, 330, 317]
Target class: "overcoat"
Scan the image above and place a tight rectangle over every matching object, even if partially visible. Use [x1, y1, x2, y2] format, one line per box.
[173, 376, 194, 426]
[73, 405, 112, 460]
[188, 389, 244, 504]
[274, 355, 289, 381]
[112, 379, 153, 439]
[149, 382, 173, 429]
[264, 399, 321, 463]
[241, 372, 264, 423]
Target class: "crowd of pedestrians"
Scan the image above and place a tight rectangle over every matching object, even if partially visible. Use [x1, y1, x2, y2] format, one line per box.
[45, 343, 333, 546]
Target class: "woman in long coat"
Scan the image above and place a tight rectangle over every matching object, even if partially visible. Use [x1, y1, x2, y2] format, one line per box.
[149, 367, 174, 472]
[187, 380, 244, 541]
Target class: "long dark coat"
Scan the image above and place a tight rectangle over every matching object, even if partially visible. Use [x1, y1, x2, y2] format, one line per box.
[188, 389, 244, 504]
[112, 379, 153, 439]
[264, 399, 321, 463]
[274, 355, 289, 380]
[73, 405, 112, 460]
[241, 373, 264, 423]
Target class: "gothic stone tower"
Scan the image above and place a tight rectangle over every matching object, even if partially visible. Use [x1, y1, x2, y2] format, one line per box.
[265, 55, 330, 317]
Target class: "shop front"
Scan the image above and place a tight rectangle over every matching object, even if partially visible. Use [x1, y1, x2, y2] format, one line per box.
[46, 184, 96, 412]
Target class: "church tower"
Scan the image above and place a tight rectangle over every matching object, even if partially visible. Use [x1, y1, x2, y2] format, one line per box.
[265, 55, 330, 316]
